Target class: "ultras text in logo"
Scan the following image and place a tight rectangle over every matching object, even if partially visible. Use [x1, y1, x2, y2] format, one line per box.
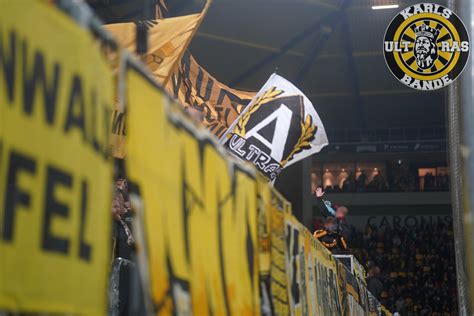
[384, 3, 469, 91]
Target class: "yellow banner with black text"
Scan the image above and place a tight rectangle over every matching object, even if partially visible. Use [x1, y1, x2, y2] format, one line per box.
[284, 214, 352, 316]
[0, 1, 113, 315]
[125, 61, 260, 315]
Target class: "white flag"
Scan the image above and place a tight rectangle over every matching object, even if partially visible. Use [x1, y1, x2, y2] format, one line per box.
[221, 73, 329, 180]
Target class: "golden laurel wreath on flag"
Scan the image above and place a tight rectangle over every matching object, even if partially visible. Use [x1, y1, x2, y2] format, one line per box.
[233, 86, 318, 166]
[281, 114, 317, 166]
[233, 87, 284, 137]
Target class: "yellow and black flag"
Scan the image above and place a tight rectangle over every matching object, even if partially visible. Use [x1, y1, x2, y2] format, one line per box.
[105, 3, 210, 158]
[165, 52, 255, 138]
[153, 0, 255, 137]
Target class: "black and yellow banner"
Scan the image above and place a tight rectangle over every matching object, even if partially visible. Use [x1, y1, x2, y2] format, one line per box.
[124, 60, 260, 315]
[166, 52, 255, 138]
[269, 189, 291, 315]
[109, 52, 255, 158]
[284, 215, 344, 316]
[0, 1, 112, 315]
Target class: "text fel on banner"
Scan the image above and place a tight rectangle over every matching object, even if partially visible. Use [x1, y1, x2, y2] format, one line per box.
[124, 60, 260, 316]
[0, 1, 113, 315]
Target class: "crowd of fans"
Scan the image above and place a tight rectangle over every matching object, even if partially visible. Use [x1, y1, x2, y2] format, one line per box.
[349, 222, 458, 315]
[312, 183, 457, 315]
[319, 170, 449, 193]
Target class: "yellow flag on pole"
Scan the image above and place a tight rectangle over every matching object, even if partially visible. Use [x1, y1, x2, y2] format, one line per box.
[105, 0, 210, 85]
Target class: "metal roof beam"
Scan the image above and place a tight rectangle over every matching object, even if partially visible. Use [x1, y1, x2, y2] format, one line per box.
[294, 0, 350, 84]
[341, 9, 367, 129]
[229, 8, 342, 86]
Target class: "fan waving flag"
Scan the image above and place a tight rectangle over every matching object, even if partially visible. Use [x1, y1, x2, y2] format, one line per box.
[221, 73, 329, 181]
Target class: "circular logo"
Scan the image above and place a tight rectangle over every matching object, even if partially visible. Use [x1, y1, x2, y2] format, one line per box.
[383, 3, 470, 90]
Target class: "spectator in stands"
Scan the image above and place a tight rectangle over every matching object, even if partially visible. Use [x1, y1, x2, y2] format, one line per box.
[313, 187, 348, 218]
[112, 179, 135, 259]
[312, 186, 351, 241]
[367, 266, 383, 300]
[313, 165, 450, 192]
[424, 172, 435, 191]
[111, 179, 135, 316]
[356, 170, 367, 191]
[436, 173, 449, 191]
[313, 217, 348, 254]
[436, 173, 443, 190]
[372, 172, 387, 191]
[342, 171, 356, 191]
[394, 297, 406, 315]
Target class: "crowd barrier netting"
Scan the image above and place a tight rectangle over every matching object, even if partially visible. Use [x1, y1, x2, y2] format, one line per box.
[0, 1, 391, 315]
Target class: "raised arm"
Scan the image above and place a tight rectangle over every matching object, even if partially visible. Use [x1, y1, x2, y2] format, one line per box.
[313, 187, 336, 217]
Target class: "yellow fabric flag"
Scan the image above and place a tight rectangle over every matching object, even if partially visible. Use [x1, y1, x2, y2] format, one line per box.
[105, 2, 209, 85]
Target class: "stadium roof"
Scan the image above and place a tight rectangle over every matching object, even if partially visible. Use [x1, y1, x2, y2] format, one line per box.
[91, 0, 450, 131]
